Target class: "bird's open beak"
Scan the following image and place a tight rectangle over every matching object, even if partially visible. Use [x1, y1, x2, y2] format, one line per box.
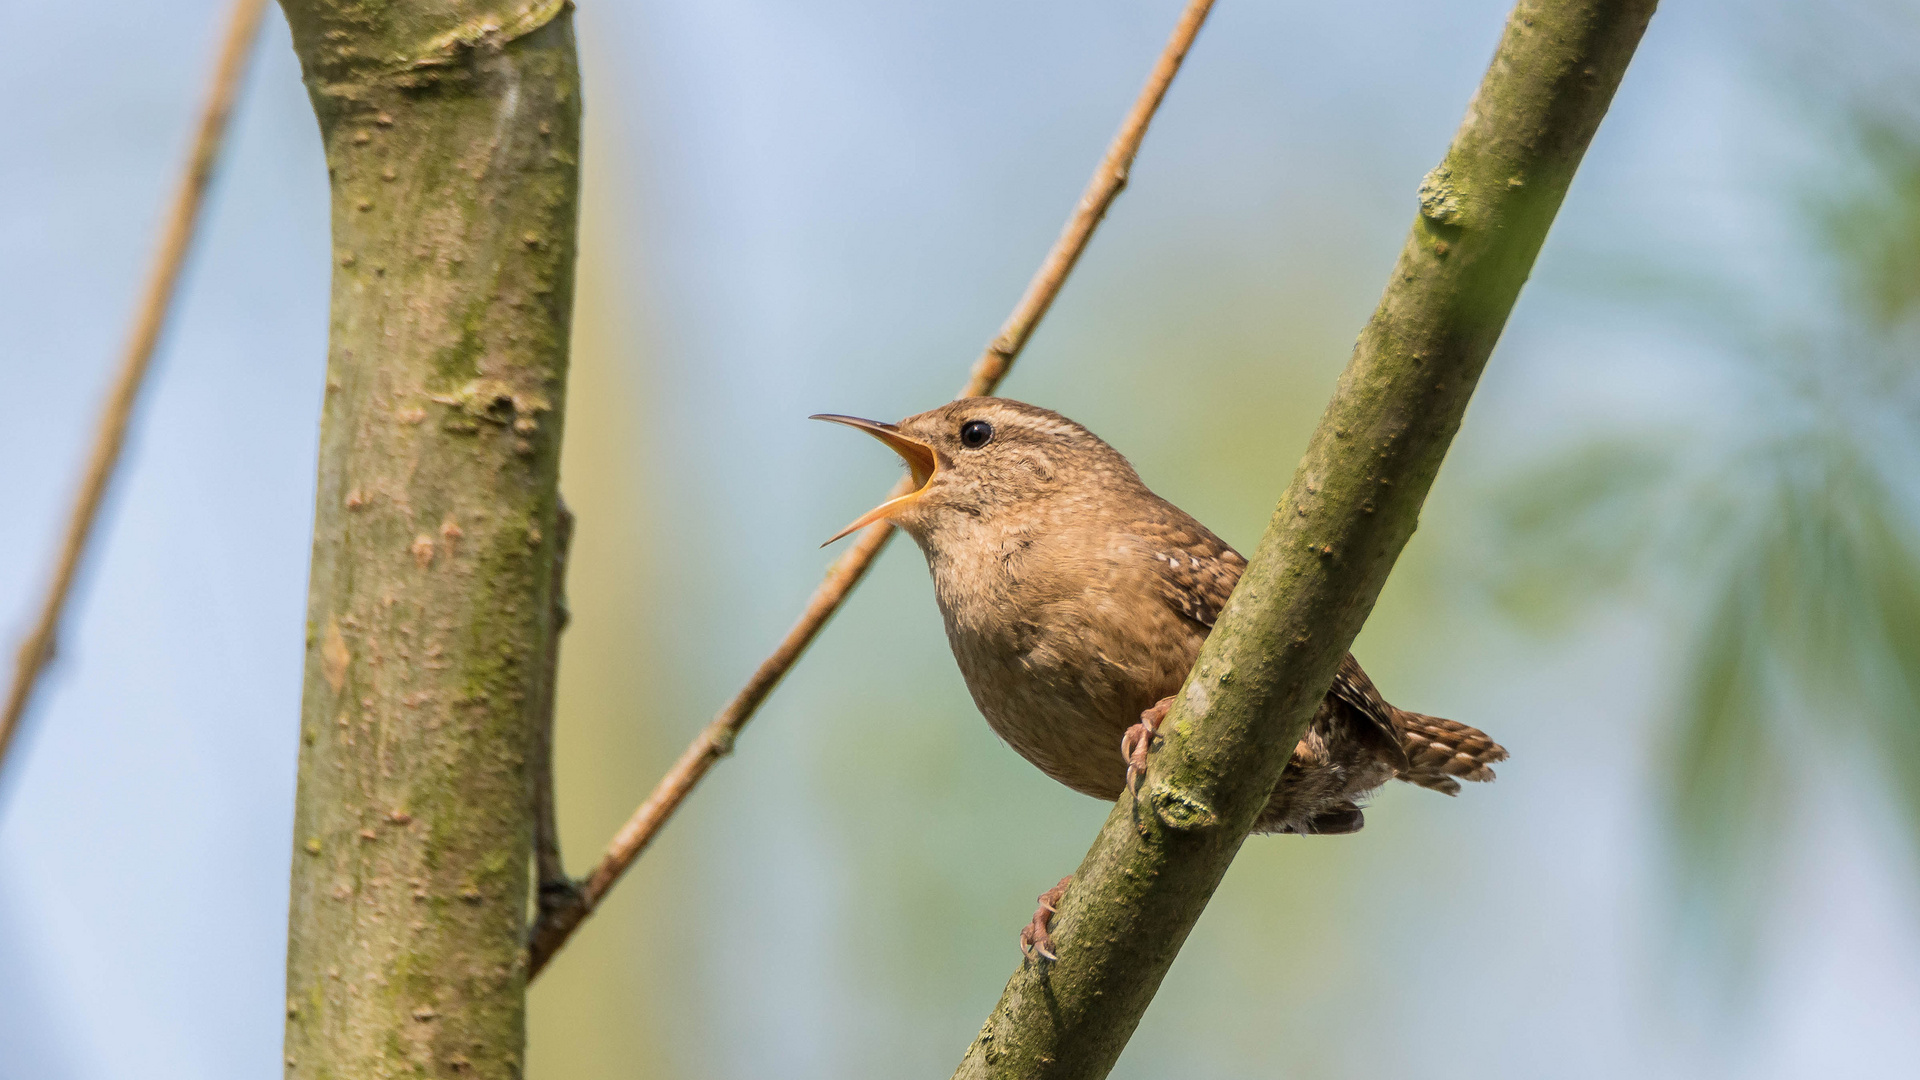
[811, 414, 940, 545]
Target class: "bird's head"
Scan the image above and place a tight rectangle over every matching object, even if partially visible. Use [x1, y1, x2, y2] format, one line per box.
[812, 397, 1141, 547]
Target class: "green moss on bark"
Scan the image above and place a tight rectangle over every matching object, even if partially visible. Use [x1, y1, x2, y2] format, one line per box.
[279, 2, 579, 1077]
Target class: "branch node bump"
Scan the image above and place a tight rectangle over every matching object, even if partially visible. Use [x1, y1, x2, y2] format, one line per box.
[1417, 163, 1466, 226]
[1146, 782, 1219, 833]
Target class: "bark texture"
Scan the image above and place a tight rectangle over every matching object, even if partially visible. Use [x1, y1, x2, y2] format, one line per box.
[953, 2, 1658, 1077]
[279, 2, 580, 1077]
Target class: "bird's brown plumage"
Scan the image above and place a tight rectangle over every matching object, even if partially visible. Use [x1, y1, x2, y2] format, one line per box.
[822, 397, 1507, 836]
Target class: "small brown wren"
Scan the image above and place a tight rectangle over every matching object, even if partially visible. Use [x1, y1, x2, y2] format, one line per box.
[816, 397, 1506, 957]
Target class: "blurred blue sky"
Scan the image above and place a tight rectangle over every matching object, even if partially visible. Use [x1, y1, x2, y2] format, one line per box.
[3, 2, 1918, 1078]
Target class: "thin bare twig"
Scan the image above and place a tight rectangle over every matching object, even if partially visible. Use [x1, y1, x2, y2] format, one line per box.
[0, 0, 270, 778]
[526, 0, 1217, 979]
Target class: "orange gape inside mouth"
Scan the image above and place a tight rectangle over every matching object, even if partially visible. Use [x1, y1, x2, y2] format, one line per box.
[810, 414, 939, 545]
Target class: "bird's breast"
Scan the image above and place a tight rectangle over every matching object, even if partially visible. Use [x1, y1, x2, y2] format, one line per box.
[924, 529, 1203, 800]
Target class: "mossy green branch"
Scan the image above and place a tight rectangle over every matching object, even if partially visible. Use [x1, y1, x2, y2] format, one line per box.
[278, 2, 580, 1077]
[953, 2, 1658, 1077]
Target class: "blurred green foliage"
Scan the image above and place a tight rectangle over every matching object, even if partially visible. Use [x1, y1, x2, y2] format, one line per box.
[1487, 19, 1920, 967]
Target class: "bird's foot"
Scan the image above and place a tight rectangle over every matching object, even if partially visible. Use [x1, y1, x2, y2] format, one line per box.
[1019, 875, 1073, 962]
[1122, 697, 1175, 797]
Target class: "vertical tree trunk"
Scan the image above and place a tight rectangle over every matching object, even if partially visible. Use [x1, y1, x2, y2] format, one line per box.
[278, 3, 580, 1077]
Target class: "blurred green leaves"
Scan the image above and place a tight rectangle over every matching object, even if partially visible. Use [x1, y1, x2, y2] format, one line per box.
[1815, 109, 1920, 329]
[1485, 54, 1920, 968]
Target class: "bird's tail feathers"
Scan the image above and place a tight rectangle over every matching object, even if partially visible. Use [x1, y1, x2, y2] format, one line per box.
[1393, 711, 1507, 795]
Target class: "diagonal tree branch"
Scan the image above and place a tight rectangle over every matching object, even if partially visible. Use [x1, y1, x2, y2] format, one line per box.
[953, 1, 1658, 1077]
[0, 0, 269, 782]
[525, 0, 1219, 978]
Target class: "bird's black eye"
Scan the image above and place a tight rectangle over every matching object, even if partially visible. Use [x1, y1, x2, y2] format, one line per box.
[959, 419, 993, 449]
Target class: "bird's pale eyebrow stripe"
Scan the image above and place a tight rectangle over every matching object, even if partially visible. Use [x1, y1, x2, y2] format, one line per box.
[1006, 414, 1084, 440]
